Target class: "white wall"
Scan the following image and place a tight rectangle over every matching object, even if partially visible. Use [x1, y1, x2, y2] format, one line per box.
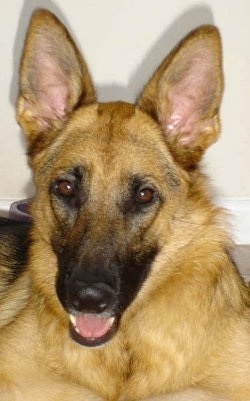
[0, 0, 250, 200]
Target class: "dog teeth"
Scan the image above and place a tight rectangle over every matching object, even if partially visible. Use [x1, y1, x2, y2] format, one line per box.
[69, 314, 76, 327]
[70, 314, 80, 333]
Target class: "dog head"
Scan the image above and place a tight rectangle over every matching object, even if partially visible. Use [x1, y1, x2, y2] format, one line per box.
[17, 9, 223, 347]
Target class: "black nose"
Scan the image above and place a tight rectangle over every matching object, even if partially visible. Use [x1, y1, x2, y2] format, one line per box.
[69, 282, 114, 313]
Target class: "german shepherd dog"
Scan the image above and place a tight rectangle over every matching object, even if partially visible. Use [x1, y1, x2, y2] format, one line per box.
[0, 9, 249, 401]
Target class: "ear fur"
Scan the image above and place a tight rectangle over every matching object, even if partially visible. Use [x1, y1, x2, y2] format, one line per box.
[16, 9, 95, 152]
[137, 25, 223, 170]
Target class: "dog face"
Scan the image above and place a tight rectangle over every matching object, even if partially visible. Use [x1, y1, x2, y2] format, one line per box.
[17, 9, 223, 347]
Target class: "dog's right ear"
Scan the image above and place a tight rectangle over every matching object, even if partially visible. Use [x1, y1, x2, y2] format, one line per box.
[16, 9, 95, 153]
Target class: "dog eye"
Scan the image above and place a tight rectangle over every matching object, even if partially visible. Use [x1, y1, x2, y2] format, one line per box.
[135, 187, 155, 204]
[53, 180, 75, 198]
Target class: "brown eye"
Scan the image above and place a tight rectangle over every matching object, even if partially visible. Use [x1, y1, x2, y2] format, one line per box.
[54, 180, 75, 198]
[135, 187, 155, 204]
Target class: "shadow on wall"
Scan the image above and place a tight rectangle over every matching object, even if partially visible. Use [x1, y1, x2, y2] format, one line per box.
[96, 6, 214, 102]
[10, 0, 214, 197]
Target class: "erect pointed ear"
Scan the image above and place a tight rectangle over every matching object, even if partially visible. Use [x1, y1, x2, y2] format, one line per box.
[16, 9, 96, 152]
[137, 25, 223, 170]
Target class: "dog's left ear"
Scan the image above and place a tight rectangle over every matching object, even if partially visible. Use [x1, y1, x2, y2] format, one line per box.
[137, 26, 223, 170]
[17, 9, 95, 152]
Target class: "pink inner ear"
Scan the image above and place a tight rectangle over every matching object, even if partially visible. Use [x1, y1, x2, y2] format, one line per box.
[163, 52, 215, 144]
[32, 57, 69, 124]
[165, 92, 202, 144]
[36, 83, 68, 122]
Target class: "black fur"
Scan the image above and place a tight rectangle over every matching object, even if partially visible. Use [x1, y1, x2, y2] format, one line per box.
[0, 217, 31, 286]
[56, 243, 158, 318]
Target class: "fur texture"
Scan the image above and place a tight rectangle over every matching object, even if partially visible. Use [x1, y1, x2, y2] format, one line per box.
[0, 9, 249, 401]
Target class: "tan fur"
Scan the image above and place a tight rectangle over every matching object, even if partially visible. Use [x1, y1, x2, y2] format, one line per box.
[0, 8, 249, 401]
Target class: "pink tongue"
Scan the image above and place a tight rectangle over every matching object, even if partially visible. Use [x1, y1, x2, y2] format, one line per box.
[75, 315, 113, 339]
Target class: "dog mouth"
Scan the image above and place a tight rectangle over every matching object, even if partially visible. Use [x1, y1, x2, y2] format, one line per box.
[69, 313, 118, 347]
